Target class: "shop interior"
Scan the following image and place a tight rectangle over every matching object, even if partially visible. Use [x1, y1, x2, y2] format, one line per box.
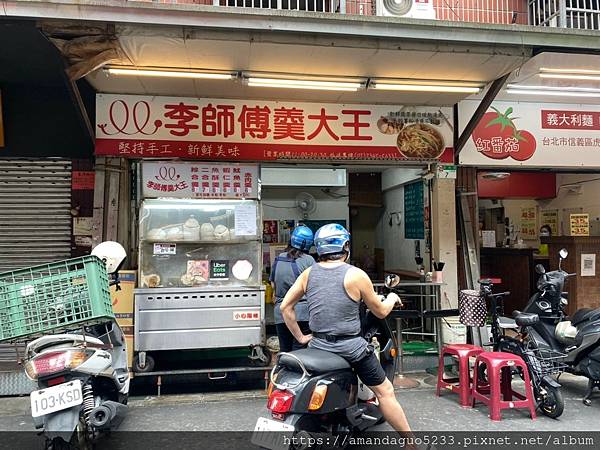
[477, 170, 600, 316]
[260, 164, 442, 357]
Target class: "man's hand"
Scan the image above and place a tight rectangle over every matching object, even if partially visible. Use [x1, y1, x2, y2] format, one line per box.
[387, 292, 402, 308]
[297, 334, 313, 345]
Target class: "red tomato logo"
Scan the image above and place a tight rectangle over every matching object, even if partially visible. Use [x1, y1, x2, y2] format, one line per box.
[471, 107, 537, 161]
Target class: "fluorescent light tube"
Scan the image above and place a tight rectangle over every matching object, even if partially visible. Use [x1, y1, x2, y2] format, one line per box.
[539, 73, 600, 81]
[371, 83, 481, 93]
[247, 77, 362, 91]
[105, 67, 234, 80]
[540, 68, 600, 75]
[506, 89, 600, 98]
[507, 84, 600, 93]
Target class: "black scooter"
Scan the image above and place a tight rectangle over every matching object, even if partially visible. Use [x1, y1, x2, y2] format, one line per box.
[524, 249, 600, 406]
[252, 275, 401, 450]
[486, 248, 600, 417]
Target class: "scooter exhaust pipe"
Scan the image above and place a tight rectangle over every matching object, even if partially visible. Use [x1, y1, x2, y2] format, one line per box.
[89, 401, 127, 430]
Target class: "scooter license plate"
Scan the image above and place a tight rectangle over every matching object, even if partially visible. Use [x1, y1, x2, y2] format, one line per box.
[30, 380, 83, 418]
[251, 417, 295, 450]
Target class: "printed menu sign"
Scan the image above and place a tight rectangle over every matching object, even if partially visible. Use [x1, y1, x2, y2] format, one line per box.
[142, 161, 259, 199]
[520, 207, 537, 239]
[541, 210, 559, 236]
[210, 260, 230, 280]
[570, 214, 590, 236]
[234, 203, 258, 236]
[404, 182, 425, 240]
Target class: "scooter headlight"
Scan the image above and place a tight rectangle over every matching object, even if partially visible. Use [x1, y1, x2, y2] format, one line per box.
[24, 350, 94, 380]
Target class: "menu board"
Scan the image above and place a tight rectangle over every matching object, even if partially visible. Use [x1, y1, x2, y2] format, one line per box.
[570, 214, 590, 236]
[541, 210, 559, 236]
[404, 181, 425, 240]
[520, 207, 537, 239]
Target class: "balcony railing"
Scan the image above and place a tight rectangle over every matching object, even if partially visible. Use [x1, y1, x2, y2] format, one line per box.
[208, 0, 529, 23]
[141, 0, 600, 30]
[529, 0, 600, 30]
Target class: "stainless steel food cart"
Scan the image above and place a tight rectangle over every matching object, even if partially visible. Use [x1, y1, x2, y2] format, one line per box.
[133, 162, 267, 373]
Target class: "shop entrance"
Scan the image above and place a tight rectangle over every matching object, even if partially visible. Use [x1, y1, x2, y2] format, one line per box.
[260, 164, 431, 283]
[260, 163, 447, 366]
[477, 170, 600, 316]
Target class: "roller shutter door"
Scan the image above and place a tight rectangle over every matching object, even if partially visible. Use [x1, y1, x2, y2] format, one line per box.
[0, 159, 72, 273]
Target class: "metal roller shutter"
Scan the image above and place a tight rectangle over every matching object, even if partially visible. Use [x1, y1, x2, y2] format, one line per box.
[0, 159, 72, 273]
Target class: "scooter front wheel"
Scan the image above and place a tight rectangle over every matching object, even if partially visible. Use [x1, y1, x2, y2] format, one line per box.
[539, 384, 564, 419]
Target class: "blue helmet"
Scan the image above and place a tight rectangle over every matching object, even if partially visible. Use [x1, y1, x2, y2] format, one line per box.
[290, 225, 314, 252]
[314, 223, 350, 256]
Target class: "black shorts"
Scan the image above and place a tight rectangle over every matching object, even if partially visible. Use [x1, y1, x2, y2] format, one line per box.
[351, 351, 387, 387]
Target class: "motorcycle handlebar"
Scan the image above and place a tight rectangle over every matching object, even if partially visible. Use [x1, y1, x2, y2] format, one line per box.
[489, 291, 510, 298]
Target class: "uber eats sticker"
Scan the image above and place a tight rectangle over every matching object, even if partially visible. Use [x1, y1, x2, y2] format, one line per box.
[210, 260, 230, 280]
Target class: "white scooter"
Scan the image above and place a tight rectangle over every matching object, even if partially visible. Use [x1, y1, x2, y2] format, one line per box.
[23, 242, 130, 450]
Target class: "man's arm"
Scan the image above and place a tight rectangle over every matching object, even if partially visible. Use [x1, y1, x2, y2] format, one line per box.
[353, 269, 400, 319]
[281, 269, 312, 345]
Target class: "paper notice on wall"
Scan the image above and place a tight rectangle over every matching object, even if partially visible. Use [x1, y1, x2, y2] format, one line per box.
[541, 210, 559, 236]
[234, 203, 257, 236]
[581, 254, 596, 277]
[482, 231, 496, 248]
[520, 207, 537, 239]
[570, 213, 590, 236]
[73, 217, 93, 236]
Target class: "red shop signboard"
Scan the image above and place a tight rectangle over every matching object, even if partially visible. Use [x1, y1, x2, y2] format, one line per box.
[95, 94, 454, 163]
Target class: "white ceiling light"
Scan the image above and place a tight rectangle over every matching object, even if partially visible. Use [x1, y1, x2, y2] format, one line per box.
[246, 76, 363, 92]
[506, 89, 600, 98]
[507, 84, 600, 93]
[540, 67, 600, 75]
[539, 73, 600, 81]
[371, 80, 483, 93]
[105, 67, 235, 80]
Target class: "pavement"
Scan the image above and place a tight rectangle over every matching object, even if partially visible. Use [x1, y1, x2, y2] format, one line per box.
[1, 372, 599, 434]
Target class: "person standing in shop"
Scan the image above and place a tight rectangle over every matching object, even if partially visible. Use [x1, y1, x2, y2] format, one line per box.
[270, 225, 315, 352]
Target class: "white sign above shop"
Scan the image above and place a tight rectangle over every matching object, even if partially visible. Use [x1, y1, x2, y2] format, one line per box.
[141, 161, 259, 199]
[459, 100, 600, 168]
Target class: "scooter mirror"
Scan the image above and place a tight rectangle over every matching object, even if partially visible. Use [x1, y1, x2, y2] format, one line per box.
[535, 264, 546, 275]
[385, 274, 400, 289]
[559, 248, 568, 259]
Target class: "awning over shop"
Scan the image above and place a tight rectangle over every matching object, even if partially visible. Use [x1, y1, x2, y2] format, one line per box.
[73, 25, 527, 107]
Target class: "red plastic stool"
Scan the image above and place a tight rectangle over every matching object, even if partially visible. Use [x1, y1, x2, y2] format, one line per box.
[471, 352, 537, 421]
[436, 344, 485, 407]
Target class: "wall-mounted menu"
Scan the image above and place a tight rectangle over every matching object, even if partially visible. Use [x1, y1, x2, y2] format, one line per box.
[404, 181, 425, 240]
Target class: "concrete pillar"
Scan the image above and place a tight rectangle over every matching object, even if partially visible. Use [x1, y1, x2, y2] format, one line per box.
[431, 177, 458, 308]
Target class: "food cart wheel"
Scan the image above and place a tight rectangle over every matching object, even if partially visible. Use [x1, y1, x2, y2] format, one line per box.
[249, 345, 272, 367]
[133, 353, 155, 373]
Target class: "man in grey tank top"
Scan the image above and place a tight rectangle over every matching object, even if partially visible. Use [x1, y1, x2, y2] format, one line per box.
[281, 223, 412, 435]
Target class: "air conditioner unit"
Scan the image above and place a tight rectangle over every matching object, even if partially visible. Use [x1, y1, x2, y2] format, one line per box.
[376, 0, 436, 19]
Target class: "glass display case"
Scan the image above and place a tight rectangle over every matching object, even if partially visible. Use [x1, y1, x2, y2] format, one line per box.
[138, 198, 262, 289]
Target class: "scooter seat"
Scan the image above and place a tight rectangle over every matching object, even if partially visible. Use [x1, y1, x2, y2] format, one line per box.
[571, 308, 600, 327]
[278, 349, 351, 374]
[513, 311, 539, 327]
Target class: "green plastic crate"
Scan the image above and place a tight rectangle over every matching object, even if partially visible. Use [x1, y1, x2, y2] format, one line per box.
[0, 256, 114, 342]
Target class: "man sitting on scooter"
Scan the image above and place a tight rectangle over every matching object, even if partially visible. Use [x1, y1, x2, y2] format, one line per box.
[281, 223, 412, 435]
